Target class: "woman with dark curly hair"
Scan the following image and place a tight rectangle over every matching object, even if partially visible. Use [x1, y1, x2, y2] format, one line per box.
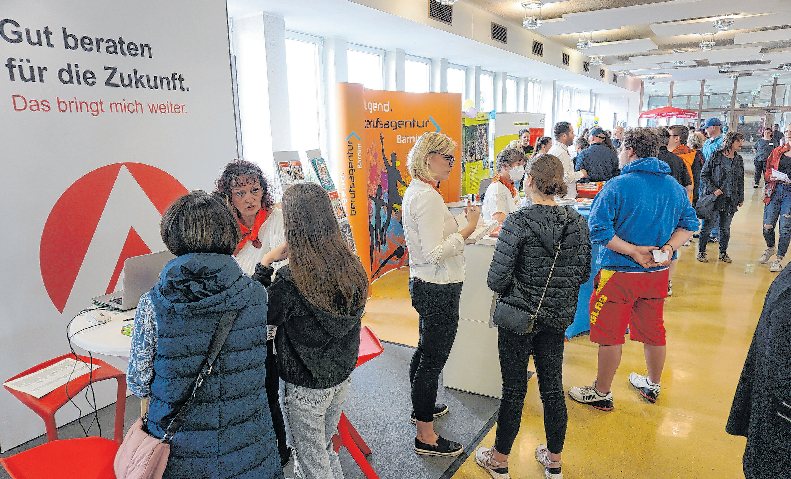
[697, 131, 745, 264]
[476, 154, 591, 479]
[215, 159, 290, 466]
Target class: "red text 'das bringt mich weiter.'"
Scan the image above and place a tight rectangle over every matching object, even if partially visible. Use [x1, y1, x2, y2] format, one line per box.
[11, 94, 187, 116]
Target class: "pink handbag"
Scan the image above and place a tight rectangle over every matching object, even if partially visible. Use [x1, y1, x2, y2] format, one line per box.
[113, 417, 170, 479]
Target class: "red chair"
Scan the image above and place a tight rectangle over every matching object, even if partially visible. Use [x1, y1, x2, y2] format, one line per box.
[1, 353, 127, 479]
[332, 325, 384, 479]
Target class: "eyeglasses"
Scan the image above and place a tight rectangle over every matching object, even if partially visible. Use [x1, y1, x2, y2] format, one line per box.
[430, 152, 456, 167]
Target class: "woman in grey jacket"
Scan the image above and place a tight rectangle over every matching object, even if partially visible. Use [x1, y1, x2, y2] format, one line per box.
[476, 154, 591, 479]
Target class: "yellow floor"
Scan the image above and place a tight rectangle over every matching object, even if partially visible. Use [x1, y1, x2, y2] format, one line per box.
[363, 181, 773, 479]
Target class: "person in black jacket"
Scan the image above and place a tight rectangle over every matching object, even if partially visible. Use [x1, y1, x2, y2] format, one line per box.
[260, 183, 369, 479]
[697, 131, 745, 264]
[726, 262, 791, 478]
[475, 154, 592, 479]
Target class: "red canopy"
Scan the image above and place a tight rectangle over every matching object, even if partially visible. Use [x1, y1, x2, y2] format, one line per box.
[639, 106, 698, 119]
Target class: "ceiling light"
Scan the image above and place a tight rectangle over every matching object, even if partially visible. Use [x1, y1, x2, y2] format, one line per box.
[700, 33, 715, 51]
[521, 0, 542, 9]
[784, 64, 791, 72]
[720, 63, 731, 73]
[673, 60, 685, 66]
[522, 1, 543, 30]
[590, 56, 603, 66]
[436, 0, 459, 5]
[713, 18, 734, 31]
[577, 38, 591, 50]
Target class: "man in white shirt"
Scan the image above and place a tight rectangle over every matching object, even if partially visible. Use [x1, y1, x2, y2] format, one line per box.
[547, 121, 587, 198]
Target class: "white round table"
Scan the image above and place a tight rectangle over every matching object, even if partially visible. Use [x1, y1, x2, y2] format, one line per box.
[68, 309, 135, 358]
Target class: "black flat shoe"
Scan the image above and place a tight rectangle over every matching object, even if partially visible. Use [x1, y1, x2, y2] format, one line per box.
[414, 436, 463, 456]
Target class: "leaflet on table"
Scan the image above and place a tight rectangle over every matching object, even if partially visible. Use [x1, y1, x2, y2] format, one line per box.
[770, 169, 791, 183]
[455, 212, 498, 244]
[3, 358, 100, 399]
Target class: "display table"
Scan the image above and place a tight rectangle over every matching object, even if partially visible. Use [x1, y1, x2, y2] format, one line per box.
[68, 309, 134, 358]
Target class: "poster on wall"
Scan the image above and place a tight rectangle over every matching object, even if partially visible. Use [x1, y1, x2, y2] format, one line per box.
[462, 112, 490, 196]
[492, 112, 546, 160]
[336, 84, 461, 280]
[0, 0, 238, 449]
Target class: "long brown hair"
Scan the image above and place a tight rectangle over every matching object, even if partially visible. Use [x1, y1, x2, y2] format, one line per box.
[282, 183, 369, 314]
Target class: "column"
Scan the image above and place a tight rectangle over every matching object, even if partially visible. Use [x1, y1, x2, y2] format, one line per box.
[431, 57, 448, 93]
[467, 66, 481, 109]
[494, 72, 505, 112]
[323, 36, 348, 176]
[384, 49, 405, 91]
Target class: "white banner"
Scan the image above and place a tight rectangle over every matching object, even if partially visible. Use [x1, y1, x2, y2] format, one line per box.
[0, 0, 237, 449]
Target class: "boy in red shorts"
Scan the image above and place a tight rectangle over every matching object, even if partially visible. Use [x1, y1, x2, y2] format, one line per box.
[569, 128, 698, 410]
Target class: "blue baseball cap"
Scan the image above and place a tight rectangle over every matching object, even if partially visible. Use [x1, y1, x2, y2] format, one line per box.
[589, 127, 606, 138]
[704, 118, 722, 128]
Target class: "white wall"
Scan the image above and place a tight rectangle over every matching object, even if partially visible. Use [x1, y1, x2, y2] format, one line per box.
[0, 0, 237, 449]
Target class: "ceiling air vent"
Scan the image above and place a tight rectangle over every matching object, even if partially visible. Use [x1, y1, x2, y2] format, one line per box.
[599, 68, 605, 78]
[491, 22, 507, 44]
[562, 52, 570, 66]
[532, 40, 544, 57]
[428, 0, 453, 25]
[583, 61, 590, 72]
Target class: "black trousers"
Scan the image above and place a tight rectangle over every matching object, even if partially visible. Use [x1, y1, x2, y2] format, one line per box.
[265, 338, 289, 465]
[493, 327, 567, 455]
[408, 278, 462, 423]
[754, 159, 766, 187]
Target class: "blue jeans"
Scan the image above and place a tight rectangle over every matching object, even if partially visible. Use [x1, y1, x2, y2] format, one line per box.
[408, 279, 462, 423]
[699, 208, 735, 254]
[493, 327, 567, 456]
[282, 377, 350, 479]
[763, 183, 791, 258]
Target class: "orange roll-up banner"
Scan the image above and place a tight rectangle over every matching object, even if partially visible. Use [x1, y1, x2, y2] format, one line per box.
[337, 84, 461, 280]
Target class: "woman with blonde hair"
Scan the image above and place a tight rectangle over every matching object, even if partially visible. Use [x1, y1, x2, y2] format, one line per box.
[402, 132, 480, 456]
[264, 183, 369, 479]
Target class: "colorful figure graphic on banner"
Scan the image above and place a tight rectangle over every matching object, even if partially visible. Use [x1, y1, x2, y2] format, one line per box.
[366, 134, 408, 280]
[305, 155, 356, 253]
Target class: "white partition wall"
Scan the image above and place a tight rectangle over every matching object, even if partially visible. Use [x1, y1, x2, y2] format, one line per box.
[0, 0, 237, 449]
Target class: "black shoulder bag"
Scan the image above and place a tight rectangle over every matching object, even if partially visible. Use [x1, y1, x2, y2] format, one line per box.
[493, 210, 570, 334]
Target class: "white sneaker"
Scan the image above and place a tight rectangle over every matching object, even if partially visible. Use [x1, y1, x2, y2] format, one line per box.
[629, 372, 661, 403]
[759, 247, 777, 264]
[770, 258, 783, 272]
[475, 447, 510, 479]
[535, 444, 563, 479]
[568, 384, 613, 410]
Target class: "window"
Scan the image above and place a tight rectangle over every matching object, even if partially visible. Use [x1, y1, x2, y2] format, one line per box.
[447, 65, 466, 107]
[285, 36, 323, 154]
[405, 56, 430, 93]
[348, 46, 383, 90]
[480, 71, 494, 112]
[506, 77, 517, 112]
[525, 80, 542, 113]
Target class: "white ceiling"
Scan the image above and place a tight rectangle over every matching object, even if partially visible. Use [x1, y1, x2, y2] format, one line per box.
[469, 0, 791, 84]
[226, 0, 632, 93]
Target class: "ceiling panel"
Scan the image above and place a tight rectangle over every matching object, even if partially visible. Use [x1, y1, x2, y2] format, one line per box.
[735, 28, 791, 45]
[585, 38, 658, 56]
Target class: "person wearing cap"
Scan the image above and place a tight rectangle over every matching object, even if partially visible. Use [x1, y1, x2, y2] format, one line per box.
[702, 118, 724, 162]
[574, 127, 620, 182]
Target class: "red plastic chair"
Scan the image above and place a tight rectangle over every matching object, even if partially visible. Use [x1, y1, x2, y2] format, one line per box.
[332, 326, 384, 479]
[1, 353, 127, 479]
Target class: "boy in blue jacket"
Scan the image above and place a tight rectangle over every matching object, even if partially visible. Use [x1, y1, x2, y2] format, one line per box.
[569, 127, 698, 410]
